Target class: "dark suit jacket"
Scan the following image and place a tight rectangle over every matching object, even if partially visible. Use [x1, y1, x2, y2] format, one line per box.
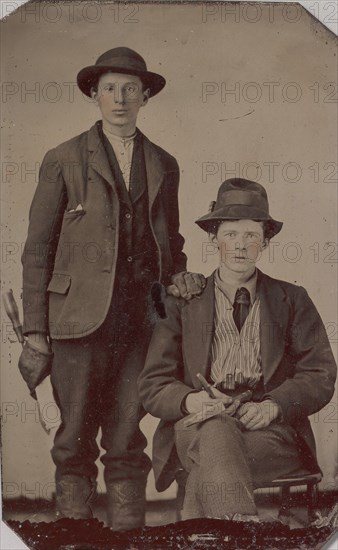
[22, 122, 187, 339]
[138, 270, 337, 491]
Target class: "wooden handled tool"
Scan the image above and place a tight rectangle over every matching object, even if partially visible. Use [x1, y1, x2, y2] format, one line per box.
[2, 289, 24, 345]
[2, 289, 60, 435]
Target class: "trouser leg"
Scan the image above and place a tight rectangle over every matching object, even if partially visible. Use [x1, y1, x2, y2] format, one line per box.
[51, 287, 154, 527]
[175, 415, 304, 520]
[100, 330, 152, 530]
[175, 415, 256, 519]
[51, 335, 108, 518]
[243, 423, 305, 487]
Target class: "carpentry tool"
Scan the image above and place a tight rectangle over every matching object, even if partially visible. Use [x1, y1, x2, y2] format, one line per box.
[3, 289, 60, 435]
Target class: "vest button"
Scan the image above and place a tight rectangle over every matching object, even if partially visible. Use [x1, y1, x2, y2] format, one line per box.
[125, 212, 131, 219]
[127, 256, 133, 262]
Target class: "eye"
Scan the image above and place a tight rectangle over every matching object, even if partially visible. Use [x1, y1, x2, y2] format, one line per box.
[248, 233, 260, 240]
[126, 84, 137, 94]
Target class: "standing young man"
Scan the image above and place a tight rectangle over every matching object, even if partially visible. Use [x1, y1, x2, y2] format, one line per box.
[19, 47, 204, 530]
[138, 178, 336, 521]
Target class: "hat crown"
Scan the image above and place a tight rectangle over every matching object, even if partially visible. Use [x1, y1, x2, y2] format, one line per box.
[195, 177, 283, 238]
[77, 46, 165, 98]
[215, 178, 269, 212]
[95, 47, 147, 73]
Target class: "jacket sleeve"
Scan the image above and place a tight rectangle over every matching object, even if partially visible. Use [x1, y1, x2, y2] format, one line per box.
[22, 148, 67, 335]
[266, 286, 337, 425]
[138, 296, 193, 421]
[165, 158, 187, 280]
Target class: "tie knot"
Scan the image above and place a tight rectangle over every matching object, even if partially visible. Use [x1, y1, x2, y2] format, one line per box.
[234, 287, 250, 306]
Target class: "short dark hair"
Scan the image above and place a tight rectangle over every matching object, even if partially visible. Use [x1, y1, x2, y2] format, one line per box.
[208, 219, 272, 240]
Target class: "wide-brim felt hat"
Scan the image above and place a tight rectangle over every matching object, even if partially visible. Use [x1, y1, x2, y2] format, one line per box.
[196, 178, 283, 238]
[77, 47, 166, 98]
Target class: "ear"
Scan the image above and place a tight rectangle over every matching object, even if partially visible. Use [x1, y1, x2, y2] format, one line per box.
[90, 87, 98, 103]
[209, 233, 218, 246]
[262, 238, 270, 249]
[141, 88, 151, 106]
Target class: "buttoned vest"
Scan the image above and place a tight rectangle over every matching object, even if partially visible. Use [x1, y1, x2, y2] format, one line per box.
[100, 126, 158, 291]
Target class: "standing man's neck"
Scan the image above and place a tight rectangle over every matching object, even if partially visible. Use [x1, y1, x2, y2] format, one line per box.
[102, 119, 137, 138]
[218, 264, 256, 287]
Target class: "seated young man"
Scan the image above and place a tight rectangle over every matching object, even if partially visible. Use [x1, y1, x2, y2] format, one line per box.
[138, 178, 337, 521]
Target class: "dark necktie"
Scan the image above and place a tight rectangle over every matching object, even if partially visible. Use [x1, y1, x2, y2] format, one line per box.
[233, 287, 250, 332]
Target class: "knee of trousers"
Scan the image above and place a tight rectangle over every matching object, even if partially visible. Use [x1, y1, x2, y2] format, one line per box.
[199, 414, 241, 437]
[198, 415, 245, 454]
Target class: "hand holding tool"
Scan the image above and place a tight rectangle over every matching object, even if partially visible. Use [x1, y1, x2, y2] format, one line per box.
[2, 289, 60, 435]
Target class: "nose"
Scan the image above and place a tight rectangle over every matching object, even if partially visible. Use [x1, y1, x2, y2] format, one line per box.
[113, 85, 125, 104]
[235, 236, 246, 250]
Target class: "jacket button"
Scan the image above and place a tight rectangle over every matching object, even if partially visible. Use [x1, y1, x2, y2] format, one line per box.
[127, 256, 133, 262]
[125, 212, 131, 219]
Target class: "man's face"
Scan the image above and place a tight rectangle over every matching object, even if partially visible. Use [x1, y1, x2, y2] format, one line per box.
[91, 72, 150, 130]
[211, 219, 268, 275]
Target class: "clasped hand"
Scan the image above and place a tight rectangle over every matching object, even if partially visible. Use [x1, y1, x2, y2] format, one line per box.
[185, 391, 280, 431]
[236, 400, 280, 430]
[185, 389, 240, 417]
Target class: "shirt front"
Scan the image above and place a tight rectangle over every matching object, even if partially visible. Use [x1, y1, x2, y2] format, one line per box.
[210, 269, 262, 389]
[102, 125, 136, 190]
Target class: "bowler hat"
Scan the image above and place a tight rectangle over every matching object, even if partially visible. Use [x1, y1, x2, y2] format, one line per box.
[77, 47, 166, 98]
[196, 178, 283, 238]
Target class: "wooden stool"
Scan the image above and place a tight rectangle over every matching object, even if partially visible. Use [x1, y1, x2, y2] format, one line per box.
[175, 469, 322, 524]
[258, 472, 322, 524]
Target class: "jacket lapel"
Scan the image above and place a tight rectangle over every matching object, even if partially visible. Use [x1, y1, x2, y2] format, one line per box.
[87, 122, 118, 192]
[143, 136, 164, 210]
[87, 125, 164, 206]
[257, 270, 288, 385]
[182, 274, 215, 387]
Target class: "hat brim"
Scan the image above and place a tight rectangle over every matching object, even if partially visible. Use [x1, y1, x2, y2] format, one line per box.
[196, 205, 283, 238]
[77, 65, 166, 98]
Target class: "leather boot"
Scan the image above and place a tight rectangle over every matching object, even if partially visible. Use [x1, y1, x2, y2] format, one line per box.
[56, 474, 96, 519]
[106, 479, 146, 531]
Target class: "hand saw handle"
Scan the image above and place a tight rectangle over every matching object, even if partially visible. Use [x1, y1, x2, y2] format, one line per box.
[2, 289, 24, 345]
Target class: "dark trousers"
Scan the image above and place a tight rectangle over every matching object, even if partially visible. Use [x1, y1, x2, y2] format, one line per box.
[50, 284, 153, 488]
[175, 415, 306, 519]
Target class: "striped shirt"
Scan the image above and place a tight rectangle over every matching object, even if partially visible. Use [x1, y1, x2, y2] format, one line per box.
[210, 271, 262, 389]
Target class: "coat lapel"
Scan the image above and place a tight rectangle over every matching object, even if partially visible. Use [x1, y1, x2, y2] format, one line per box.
[181, 274, 215, 387]
[87, 125, 164, 206]
[143, 136, 164, 210]
[257, 270, 289, 385]
[87, 123, 118, 192]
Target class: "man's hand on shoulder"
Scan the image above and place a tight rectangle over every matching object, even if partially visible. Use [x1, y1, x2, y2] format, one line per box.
[236, 399, 281, 431]
[167, 271, 206, 300]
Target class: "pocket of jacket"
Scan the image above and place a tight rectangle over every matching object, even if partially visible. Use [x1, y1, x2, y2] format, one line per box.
[47, 273, 71, 294]
[63, 210, 86, 219]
